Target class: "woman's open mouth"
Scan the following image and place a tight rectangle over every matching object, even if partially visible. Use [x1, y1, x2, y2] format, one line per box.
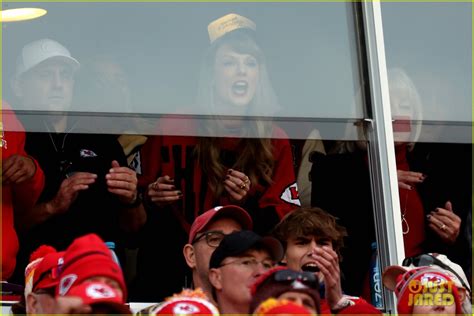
[232, 81, 248, 96]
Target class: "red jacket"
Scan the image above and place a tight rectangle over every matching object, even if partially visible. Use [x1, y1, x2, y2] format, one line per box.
[1, 102, 45, 280]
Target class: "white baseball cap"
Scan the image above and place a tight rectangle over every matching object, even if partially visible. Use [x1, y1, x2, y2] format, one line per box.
[15, 38, 80, 77]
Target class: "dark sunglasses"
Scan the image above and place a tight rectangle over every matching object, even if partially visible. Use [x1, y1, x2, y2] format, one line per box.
[274, 269, 319, 288]
[402, 254, 471, 296]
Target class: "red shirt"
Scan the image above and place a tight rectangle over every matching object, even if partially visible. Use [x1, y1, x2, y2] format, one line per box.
[1, 101, 45, 280]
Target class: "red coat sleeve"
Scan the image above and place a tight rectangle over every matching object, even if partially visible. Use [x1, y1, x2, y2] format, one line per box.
[1, 102, 45, 280]
[11, 136, 45, 214]
[3, 102, 45, 214]
[258, 127, 301, 219]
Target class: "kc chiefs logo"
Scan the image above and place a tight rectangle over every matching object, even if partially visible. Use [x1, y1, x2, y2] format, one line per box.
[58, 274, 78, 296]
[86, 283, 116, 299]
[172, 302, 200, 314]
[280, 182, 301, 206]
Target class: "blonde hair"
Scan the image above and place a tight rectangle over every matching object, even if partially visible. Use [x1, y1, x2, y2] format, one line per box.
[331, 67, 423, 154]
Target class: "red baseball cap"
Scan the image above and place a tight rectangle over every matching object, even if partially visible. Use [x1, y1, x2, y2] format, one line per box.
[57, 234, 126, 298]
[188, 205, 253, 244]
[66, 281, 131, 314]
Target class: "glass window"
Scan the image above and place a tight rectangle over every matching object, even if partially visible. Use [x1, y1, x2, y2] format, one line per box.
[382, 2, 472, 144]
[381, 3, 472, 313]
[3, 2, 368, 140]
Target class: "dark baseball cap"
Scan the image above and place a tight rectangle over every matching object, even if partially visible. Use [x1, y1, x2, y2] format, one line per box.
[209, 230, 284, 269]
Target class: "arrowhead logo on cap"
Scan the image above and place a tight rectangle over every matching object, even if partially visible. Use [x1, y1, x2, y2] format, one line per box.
[173, 303, 200, 314]
[58, 274, 77, 296]
[86, 283, 115, 299]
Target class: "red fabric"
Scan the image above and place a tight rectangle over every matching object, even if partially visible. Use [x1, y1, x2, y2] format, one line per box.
[33, 251, 65, 290]
[1, 101, 45, 280]
[29, 245, 57, 263]
[138, 118, 299, 234]
[395, 145, 425, 257]
[57, 234, 126, 298]
[0, 294, 22, 302]
[320, 297, 381, 315]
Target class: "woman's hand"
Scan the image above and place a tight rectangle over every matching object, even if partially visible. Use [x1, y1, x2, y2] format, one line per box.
[223, 169, 251, 202]
[397, 170, 425, 190]
[426, 201, 461, 244]
[147, 175, 182, 206]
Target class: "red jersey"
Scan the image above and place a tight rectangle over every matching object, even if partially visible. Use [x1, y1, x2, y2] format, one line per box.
[138, 118, 300, 234]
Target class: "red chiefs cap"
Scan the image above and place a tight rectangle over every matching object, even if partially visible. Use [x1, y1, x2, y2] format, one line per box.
[188, 205, 253, 244]
[57, 234, 126, 299]
[66, 281, 131, 314]
[148, 297, 219, 315]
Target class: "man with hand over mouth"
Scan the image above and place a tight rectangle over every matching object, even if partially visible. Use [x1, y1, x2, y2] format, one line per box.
[272, 207, 381, 314]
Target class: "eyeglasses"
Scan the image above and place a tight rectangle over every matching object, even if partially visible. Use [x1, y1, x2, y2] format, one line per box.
[274, 269, 319, 288]
[402, 254, 471, 297]
[192, 231, 226, 248]
[220, 257, 275, 271]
